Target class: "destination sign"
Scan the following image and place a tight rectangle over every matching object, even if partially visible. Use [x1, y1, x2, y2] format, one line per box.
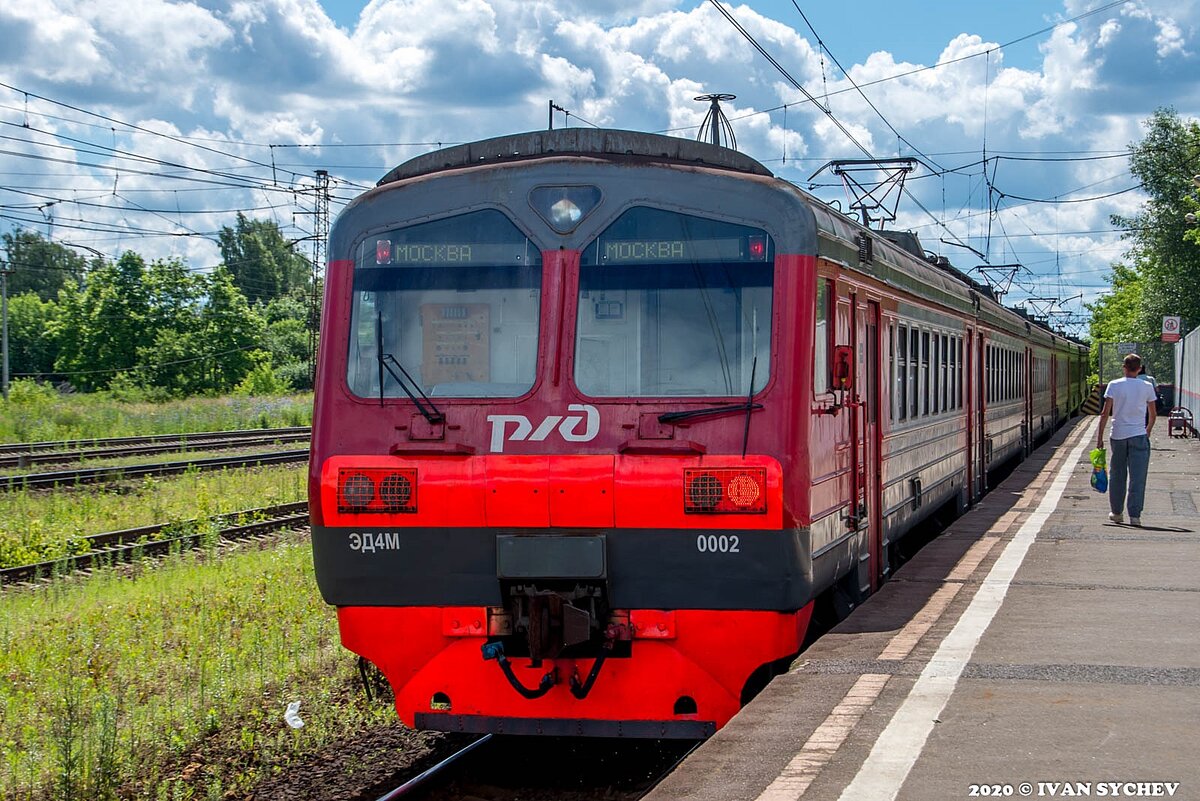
[593, 236, 767, 265]
[368, 240, 529, 267]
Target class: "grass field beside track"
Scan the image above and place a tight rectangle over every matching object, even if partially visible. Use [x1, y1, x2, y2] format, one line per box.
[0, 465, 307, 570]
[0, 532, 399, 801]
[0, 386, 312, 445]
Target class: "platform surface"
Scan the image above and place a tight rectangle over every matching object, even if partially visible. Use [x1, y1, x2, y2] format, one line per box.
[646, 419, 1200, 801]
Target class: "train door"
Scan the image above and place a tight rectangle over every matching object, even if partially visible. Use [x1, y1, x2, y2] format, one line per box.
[853, 298, 883, 591]
[1051, 355, 1059, 425]
[974, 332, 987, 495]
[1024, 347, 1033, 455]
[965, 327, 975, 502]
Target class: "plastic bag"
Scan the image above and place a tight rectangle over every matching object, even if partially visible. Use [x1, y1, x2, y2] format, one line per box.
[1089, 447, 1108, 493]
[284, 700, 305, 729]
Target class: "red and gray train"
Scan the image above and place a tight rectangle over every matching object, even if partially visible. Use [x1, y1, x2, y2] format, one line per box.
[309, 129, 1088, 738]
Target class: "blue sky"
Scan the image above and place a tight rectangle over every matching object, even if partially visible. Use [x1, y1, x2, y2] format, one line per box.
[1, 0, 1197, 335]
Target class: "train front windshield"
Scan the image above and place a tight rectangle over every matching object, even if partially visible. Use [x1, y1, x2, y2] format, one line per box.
[575, 207, 773, 397]
[347, 210, 540, 399]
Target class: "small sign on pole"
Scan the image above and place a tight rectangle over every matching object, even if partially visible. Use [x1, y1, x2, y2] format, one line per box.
[1162, 315, 1182, 343]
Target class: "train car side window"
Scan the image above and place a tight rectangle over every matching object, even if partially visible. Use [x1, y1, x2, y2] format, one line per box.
[347, 209, 540, 399]
[576, 207, 773, 398]
[941, 334, 949, 412]
[908, 327, 919, 419]
[921, 331, 930, 416]
[888, 323, 896, 422]
[930, 333, 940, 416]
[897, 324, 908, 420]
[814, 279, 830, 395]
[957, 337, 964, 408]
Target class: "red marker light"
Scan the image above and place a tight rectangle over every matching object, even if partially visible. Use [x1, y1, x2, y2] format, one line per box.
[683, 468, 767, 514]
[376, 240, 392, 264]
[337, 468, 418, 514]
[747, 235, 767, 261]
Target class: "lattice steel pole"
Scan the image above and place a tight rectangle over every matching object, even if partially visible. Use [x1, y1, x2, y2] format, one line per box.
[309, 169, 330, 383]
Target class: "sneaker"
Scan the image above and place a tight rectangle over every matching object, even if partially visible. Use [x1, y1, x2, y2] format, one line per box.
[1108, 512, 1124, 524]
[1130, 517, 1142, 527]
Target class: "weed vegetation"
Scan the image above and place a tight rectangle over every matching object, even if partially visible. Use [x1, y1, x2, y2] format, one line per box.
[0, 466, 306, 569]
[0, 382, 311, 444]
[0, 533, 395, 800]
[0, 441, 306, 479]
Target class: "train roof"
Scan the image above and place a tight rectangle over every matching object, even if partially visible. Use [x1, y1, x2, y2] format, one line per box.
[376, 129, 1085, 351]
[378, 129, 772, 185]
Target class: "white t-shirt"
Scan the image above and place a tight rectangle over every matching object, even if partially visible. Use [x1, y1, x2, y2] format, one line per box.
[1104, 376, 1157, 440]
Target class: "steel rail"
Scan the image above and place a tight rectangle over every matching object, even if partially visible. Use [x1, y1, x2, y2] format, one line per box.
[0, 449, 309, 492]
[373, 735, 494, 801]
[0, 431, 311, 468]
[0, 426, 312, 456]
[0, 502, 311, 586]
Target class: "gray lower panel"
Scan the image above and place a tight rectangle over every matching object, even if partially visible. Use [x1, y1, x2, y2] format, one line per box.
[312, 525, 815, 610]
[414, 712, 716, 739]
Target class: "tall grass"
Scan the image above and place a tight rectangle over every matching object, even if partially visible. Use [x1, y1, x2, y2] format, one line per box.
[0, 466, 307, 569]
[0, 383, 312, 444]
[0, 534, 393, 800]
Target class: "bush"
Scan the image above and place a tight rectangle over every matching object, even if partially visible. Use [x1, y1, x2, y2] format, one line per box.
[235, 363, 292, 397]
[273, 361, 313, 392]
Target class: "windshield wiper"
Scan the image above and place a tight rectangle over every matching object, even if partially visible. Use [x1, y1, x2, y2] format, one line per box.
[375, 310, 444, 424]
[380, 354, 444, 424]
[658, 402, 762, 424]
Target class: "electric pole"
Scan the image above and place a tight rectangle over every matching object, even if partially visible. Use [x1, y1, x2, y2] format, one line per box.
[309, 169, 330, 383]
[1, 266, 9, 401]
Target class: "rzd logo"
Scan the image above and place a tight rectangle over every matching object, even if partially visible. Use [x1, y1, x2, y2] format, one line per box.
[487, 404, 599, 453]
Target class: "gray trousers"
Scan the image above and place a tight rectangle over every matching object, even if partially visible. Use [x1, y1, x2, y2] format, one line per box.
[1109, 434, 1151, 518]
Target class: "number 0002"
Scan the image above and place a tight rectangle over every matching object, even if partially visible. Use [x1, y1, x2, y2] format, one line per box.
[696, 534, 740, 553]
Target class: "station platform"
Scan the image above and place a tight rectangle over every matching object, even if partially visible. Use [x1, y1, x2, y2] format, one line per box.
[647, 418, 1200, 801]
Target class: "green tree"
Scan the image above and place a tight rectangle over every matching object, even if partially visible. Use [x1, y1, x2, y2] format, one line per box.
[217, 214, 311, 304]
[196, 267, 267, 392]
[1108, 108, 1200, 333]
[262, 292, 312, 390]
[1, 229, 88, 301]
[52, 252, 155, 391]
[6, 293, 59, 378]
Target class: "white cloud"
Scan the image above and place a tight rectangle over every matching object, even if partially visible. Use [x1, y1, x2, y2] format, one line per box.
[0, 0, 1193, 312]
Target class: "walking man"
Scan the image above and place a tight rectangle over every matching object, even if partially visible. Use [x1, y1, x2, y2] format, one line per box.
[1097, 353, 1158, 526]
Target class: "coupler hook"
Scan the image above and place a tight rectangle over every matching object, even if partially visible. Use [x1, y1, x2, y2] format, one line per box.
[482, 642, 557, 699]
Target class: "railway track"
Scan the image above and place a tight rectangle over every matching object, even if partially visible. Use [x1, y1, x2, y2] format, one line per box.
[0, 448, 309, 492]
[0, 426, 311, 468]
[0, 501, 309, 586]
[368, 734, 699, 801]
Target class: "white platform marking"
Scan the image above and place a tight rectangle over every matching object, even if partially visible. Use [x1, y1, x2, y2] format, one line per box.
[754, 674, 891, 801]
[835, 419, 1096, 801]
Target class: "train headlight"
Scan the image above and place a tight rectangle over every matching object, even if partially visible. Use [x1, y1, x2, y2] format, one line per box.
[683, 468, 767, 514]
[529, 185, 602, 233]
[337, 468, 418, 514]
[338, 471, 375, 512]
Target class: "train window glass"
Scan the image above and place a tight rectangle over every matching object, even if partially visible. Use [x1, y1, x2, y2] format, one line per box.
[960, 335, 969, 407]
[921, 331, 930, 416]
[814, 280, 830, 395]
[897, 324, 908, 420]
[936, 335, 945, 412]
[949, 336, 957, 410]
[909, 327, 919, 419]
[986, 345, 993, 404]
[926, 335, 936, 417]
[889, 324, 896, 422]
[348, 209, 540, 399]
[576, 207, 772, 397]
